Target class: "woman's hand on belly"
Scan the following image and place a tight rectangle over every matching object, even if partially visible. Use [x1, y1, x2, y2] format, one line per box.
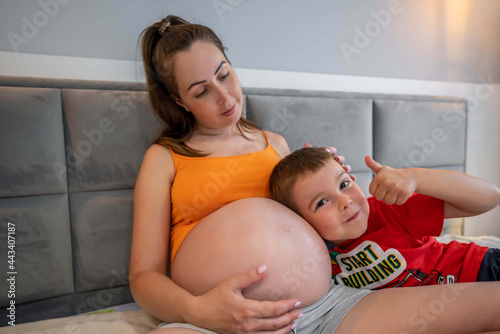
[172, 197, 332, 333]
[187, 265, 303, 334]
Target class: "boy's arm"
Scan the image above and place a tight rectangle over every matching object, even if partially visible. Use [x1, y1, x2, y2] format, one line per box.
[409, 167, 500, 218]
[365, 155, 500, 219]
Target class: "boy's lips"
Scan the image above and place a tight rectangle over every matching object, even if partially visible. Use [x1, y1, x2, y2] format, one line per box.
[345, 211, 360, 223]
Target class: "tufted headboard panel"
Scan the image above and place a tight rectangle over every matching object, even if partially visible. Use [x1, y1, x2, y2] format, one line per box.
[0, 76, 467, 325]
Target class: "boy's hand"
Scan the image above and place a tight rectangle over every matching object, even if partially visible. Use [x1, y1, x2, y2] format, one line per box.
[365, 155, 416, 205]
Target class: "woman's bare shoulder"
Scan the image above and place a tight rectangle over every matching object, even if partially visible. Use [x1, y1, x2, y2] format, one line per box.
[143, 143, 174, 163]
[138, 144, 175, 181]
[265, 131, 291, 158]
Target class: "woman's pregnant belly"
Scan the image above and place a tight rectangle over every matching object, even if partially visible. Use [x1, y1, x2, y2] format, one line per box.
[171, 197, 332, 307]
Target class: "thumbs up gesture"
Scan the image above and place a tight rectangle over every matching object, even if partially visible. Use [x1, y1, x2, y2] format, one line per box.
[365, 155, 417, 205]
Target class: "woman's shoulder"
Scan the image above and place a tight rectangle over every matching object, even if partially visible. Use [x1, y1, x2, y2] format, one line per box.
[145, 143, 174, 160]
[140, 144, 175, 177]
[264, 131, 290, 158]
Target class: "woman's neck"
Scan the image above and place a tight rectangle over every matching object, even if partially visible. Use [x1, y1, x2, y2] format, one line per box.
[188, 124, 262, 157]
[193, 124, 241, 140]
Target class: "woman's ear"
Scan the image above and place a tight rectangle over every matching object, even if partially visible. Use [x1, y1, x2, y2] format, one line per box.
[172, 95, 190, 112]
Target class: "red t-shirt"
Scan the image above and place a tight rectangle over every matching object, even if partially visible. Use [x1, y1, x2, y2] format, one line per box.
[328, 194, 489, 289]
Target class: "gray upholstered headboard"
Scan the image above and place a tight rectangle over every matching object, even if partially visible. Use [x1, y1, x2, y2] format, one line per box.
[0, 76, 467, 326]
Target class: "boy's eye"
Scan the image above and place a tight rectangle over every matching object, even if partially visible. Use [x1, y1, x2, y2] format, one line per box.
[315, 199, 327, 210]
[340, 180, 350, 189]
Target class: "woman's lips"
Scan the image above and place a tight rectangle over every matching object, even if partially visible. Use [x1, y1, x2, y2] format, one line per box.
[221, 104, 236, 116]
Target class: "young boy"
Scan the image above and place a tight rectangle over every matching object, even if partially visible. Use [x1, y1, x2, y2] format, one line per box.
[269, 147, 500, 289]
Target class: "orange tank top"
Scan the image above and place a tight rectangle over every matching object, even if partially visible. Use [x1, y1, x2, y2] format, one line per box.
[169, 131, 281, 263]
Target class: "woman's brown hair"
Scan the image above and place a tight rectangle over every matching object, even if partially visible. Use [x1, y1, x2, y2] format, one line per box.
[140, 15, 260, 156]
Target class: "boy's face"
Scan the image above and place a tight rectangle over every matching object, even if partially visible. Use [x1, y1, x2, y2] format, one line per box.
[292, 159, 370, 244]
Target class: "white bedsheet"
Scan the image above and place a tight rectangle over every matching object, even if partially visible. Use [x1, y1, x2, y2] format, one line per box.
[3, 305, 161, 334]
[436, 233, 500, 249]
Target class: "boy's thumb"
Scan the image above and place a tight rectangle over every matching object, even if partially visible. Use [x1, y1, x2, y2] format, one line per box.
[365, 155, 383, 174]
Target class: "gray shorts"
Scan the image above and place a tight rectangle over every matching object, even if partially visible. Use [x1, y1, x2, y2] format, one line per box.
[157, 281, 371, 333]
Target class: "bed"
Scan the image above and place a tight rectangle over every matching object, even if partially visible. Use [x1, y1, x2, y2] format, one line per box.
[1, 75, 498, 332]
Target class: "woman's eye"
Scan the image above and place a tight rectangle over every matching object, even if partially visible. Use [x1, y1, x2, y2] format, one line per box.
[340, 180, 350, 189]
[195, 73, 229, 98]
[195, 89, 207, 98]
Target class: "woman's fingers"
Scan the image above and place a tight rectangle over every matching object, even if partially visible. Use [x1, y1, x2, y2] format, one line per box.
[334, 154, 345, 165]
[223, 266, 302, 333]
[193, 266, 303, 334]
[249, 299, 303, 333]
[325, 146, 338, 156]
[229, 264, 268, 292]
[303, 143, 339, 159]
[303, 144, 356, 181]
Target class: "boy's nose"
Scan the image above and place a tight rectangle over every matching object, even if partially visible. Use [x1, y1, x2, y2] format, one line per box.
[339, 195, 353, 211]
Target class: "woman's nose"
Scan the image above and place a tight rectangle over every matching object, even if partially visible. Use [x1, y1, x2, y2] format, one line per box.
[216, 85, 230, 105]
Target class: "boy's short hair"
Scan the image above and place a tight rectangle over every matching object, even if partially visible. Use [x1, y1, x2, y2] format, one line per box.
[269, 147, 335, 213]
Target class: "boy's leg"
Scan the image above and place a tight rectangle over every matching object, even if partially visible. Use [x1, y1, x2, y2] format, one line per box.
[337, 282, 500, 334]
[477, 248, 500, 281]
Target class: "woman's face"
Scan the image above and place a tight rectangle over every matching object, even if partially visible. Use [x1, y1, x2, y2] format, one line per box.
[173, 41, 243, 132]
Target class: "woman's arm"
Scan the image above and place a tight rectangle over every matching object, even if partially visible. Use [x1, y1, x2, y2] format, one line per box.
[129, 144, 301, 333]
[365, 155, 500, 219]
[129, 144, 188, 321]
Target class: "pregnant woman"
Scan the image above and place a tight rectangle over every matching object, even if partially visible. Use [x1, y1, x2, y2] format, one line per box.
[129, 15, 500, 334]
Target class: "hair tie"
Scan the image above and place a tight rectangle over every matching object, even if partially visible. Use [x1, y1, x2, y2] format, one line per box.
[159, 22, 171, 35]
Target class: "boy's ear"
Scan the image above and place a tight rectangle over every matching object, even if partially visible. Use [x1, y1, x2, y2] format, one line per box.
[172, 95, 190, 112]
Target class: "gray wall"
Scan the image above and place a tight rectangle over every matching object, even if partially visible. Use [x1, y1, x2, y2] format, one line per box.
[1, 0, 499, 84]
